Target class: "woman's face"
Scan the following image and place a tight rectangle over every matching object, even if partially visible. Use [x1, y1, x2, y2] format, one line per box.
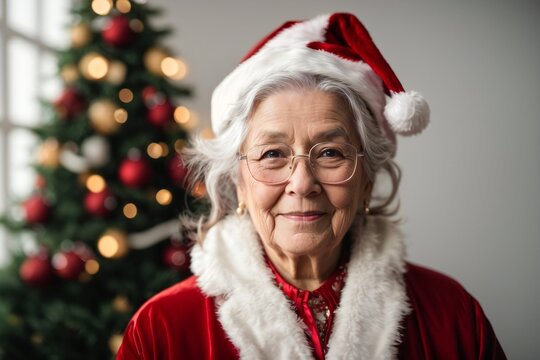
[237, 89, 370, 259]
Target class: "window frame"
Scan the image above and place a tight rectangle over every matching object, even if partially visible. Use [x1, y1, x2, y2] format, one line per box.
[0, 0, 71, 266]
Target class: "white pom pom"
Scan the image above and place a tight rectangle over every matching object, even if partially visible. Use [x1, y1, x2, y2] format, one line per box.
[383, 91, 430, 136]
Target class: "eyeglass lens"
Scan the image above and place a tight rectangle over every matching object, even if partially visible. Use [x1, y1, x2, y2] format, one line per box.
[244, 142, 358, 184]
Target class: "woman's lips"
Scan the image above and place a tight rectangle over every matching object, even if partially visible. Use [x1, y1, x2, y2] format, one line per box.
[281, 212, 326, 222]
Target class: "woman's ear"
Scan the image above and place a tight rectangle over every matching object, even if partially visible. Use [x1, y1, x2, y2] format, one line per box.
[236, 173, 246, 205]
[361, 179, 373, 202]
[236, 189, 244, 205]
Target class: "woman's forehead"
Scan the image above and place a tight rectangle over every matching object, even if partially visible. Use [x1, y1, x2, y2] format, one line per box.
[245, 90, 359, 143]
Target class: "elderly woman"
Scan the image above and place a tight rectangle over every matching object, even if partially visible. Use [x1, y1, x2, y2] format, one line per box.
[117, 13, 506, 359]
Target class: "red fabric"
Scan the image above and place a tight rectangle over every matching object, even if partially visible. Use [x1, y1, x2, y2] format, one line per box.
[116, 276, 239, 360]
[398, 264, 507, 359]
[266, 259, 346, 360]
[116, 263, 506, 359]
[239, 13, 406, 96]
[307, 13, 404, 96]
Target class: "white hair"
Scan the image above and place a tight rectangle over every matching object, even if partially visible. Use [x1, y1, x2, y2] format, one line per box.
[183, 73, 401, 241]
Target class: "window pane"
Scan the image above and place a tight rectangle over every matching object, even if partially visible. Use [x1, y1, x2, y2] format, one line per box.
[41, 0, 70, 48]
[8, 128, 36, 198]
[0, 132, 8, 265]
[7, 37, 39, 126]
[0, 31, 3, 118]
[40, 51, 62, 102]
[7, 0, 37, 38]
[0, 132, 4, 211]
[0, 228, 8, 268]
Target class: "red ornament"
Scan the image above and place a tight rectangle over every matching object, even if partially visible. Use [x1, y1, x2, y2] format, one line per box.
[23, 195, 51, 224]
[118, 158, 152, 188]
[168, 154, 188, 186]
[73, 242, 95, 262]
[52, 251, 86, 281]
[142, 86, 157, 102]
[53, 88, 86, 119]
[162, 243, 191, 272]
[101, 16, 135, 47]
[147, 100, 175, 127]
[19, 255, 54, 287]
[84, 188, 115, 217]
[35, 175, 47, 189]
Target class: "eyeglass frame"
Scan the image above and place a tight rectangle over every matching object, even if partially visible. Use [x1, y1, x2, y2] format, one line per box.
[238, 142, 364, 185]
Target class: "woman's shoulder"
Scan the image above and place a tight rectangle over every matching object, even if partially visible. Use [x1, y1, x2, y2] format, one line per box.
[400, 262, 507, 359]
[404, 262, 473, 299]
[117, 276, 239, 359]
[130, 275, 208, 324]
[403, 262, 488, 331]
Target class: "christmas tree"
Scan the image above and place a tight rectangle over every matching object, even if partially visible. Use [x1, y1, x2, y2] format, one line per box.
[0, 0, 202, 358]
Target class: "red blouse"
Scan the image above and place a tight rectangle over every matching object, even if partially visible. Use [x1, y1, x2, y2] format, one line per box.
[266, 259, 347, 360]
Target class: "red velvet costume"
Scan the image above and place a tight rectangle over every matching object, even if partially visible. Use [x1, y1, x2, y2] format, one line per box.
[117, 216, 506, 359]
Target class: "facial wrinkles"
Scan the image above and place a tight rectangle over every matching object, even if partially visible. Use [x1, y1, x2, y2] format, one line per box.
[246, 95, 355, 148]
[239, 90, 366, 267]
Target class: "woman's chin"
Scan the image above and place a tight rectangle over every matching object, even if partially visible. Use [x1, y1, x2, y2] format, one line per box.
[272, 233, 334, 258]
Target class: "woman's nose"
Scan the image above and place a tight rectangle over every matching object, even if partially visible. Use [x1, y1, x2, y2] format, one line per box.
[285, 156, 321, 196]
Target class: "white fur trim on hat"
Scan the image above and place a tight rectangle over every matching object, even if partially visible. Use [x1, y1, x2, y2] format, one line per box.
[211, 13, 430, 147]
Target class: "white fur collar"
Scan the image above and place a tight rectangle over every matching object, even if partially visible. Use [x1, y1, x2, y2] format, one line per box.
[190, 215, 409, 360]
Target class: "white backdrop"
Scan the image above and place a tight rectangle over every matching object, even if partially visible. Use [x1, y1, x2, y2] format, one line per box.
[160, 0, 540, 357]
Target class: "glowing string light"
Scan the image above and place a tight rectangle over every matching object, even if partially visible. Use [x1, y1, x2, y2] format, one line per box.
[86, 174, 106, 193]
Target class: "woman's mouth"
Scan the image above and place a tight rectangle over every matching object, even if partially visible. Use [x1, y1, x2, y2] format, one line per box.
[281, 212, 326, 222]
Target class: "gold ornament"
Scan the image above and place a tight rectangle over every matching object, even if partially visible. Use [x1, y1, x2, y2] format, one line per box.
[118, 88, 134, 103]
[36, 138, 61, 168]
[122, 203, 137, 219]
[85, 174, 106, 193]
[108, 333, 123, 354]
[106, 61, 127, 85]
[31, 333, 44, 345]
[112, 295, 132, 313]
[79, 52, 109, 81]
[97, 229, 129, 259]
[174, 139, 188, 152]
[70, 23, 93, 48]
[155, 189, 172, 205]
[92, 0, 113, 16]
[161, 57, 187, 80]
[130, 19, 144, 33]
[60, 64, 80, 85]
[191, 181, 207, 198]
[85, 259, 100, 275]
[88, 99, 121, 134]
[7, 314, 22, 326]
[178, 110, 199, 131]
[116, 0, 132, 13]
[143, 47, 169, 76]
[173, 106, 190, 124]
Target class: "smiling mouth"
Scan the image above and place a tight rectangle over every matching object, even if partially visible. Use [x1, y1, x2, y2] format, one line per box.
[281, 212, 326, 222]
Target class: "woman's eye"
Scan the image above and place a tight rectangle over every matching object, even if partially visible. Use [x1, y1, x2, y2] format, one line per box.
[261, 150, 284, 159]
[320, 148, 343, 157]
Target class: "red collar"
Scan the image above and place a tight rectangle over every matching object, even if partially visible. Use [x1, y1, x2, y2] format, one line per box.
[266, 257, 347, 360]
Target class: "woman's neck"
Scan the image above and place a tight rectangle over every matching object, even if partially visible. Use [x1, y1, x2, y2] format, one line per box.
[263, 243, 343, 291]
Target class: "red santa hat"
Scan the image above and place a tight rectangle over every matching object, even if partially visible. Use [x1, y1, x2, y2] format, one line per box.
[211, 13, 430, 143]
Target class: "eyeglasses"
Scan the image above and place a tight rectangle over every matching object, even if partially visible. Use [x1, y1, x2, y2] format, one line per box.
[238, 142, 363, 185]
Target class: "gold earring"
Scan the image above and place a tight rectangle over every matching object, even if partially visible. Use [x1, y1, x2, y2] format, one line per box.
[363, 200, 370, 215]
[236, 201, 246, 216]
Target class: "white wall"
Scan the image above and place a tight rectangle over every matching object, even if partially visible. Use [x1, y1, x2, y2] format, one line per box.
[154, 0, 540, 358]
